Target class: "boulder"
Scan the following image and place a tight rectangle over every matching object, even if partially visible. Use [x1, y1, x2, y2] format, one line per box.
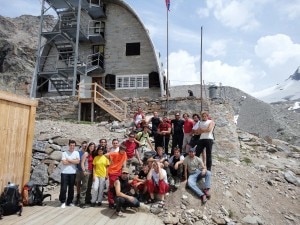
[30, 164, 49, 185]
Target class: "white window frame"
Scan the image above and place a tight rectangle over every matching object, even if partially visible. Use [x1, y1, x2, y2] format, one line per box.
[48, 78, 73, 92]
[116, 74, 149, 89]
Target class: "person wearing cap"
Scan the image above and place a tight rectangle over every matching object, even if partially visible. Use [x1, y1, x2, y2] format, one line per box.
[183, 147, 211, 205]
[157, 116, 172, 154]
[136, 124, 154, 152]
[105, 144, 127, 209]
[113, 167, 140, 216]
[194, 111, 215, 171]
[90, 146, 110, 207]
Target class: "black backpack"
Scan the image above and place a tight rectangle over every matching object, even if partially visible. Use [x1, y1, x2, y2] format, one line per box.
[22, 182, 51, 206]
[0, 183, 22, 219]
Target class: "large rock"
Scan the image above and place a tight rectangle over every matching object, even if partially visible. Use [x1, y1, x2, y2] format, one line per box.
[49, 151, 62, 161]
[284, 170, 300, 186]
[49, 163, 62, 183]
[32, 140, 49, 153]
[30, 164, 49, 185]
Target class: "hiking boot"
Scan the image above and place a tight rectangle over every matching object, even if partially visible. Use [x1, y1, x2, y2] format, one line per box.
[200, 195, 207, 205]
[97, 202, 102, 207]
[61, 203, 66, 209]
[90, 203, 96, 207]
[67, 203, 75, 207]
[109, 203, 116, 209]
[79, 204, 88, 209]
[204, 189, 211, 199]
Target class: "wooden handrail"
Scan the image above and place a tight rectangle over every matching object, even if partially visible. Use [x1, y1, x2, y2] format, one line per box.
[78, 82, 127, 121]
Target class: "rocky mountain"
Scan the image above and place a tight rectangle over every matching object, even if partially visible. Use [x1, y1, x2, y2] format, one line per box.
[252, 67, 300, 103]
[0, 15, 56, 95]
[0, 14, 299, 147]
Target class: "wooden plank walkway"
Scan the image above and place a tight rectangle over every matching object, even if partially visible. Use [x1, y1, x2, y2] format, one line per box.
[1, 192, 163, 225]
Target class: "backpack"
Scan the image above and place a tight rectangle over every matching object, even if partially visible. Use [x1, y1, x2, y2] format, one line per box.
[0, 182, 22, 219]
[22, 182, 51, 206]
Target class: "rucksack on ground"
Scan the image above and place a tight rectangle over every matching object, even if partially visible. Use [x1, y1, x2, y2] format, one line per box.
[22, 181, 51, 206]
[0, 182, 22, 219]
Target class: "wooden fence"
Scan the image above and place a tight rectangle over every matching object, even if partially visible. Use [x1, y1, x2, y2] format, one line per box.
[0, 91, 38, 192]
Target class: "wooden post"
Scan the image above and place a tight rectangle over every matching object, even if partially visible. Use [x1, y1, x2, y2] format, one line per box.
[22, 105, 37, 186]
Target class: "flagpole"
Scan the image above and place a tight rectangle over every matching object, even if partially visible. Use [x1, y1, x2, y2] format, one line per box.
[200, 26, 203, 112]
[166, 5, 169, 115]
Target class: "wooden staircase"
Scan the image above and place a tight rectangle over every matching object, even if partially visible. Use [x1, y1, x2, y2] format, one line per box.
[78, 82, 127, 121]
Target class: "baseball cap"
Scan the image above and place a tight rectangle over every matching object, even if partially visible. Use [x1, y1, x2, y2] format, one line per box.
[122, 167, 129, 174]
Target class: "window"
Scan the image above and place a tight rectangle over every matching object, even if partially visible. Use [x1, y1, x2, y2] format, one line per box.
[126, 43, 140, 56]
[48, 78, 73, 92]
[116, 74, 148, 89]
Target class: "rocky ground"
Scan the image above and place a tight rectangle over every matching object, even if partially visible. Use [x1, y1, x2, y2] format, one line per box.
[33, 120, 300, 225]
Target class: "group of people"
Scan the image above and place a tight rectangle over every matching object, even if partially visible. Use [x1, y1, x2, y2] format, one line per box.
[58, 109, 214, 216]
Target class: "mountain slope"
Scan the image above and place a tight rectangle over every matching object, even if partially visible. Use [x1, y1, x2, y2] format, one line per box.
[253, 67, 300, 103]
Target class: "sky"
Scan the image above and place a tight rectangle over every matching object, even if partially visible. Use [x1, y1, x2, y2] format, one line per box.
[1, 0, 300, 94]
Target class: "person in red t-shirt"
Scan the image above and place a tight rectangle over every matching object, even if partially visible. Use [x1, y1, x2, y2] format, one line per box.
[182, 113, 194, 153]
[157, 116, 172, 154]
[122, 132, 142, 170]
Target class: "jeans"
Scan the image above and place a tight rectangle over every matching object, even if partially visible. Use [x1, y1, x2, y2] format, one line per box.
[91, 177, 106, 203]
[187, 169, 211, 197]
[114, 196, 140, 212]
[59, 173, 76, 204]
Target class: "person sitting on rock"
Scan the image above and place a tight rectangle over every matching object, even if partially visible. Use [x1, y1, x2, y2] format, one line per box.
[183, 147, 211, 205]
[131, 163, 149, 202]
[165, 146, 184, 186]
[154, 146, 168, 168]
[136, 125, 155, 158]
[113, 167, 140, 216]
[145, 160, 169, 207]
[122, 132, 142, 170]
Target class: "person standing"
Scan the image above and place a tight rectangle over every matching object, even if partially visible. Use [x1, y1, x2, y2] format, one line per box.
[79, 142, 96, 208]
[183, 148, 211, 205]
[182, 113, 194, 153]
[195, 111, 215, 171]
[149, 111, 161, 150]
[171, 113, 184, 155]
[75, 141, 87, 205]
[59, 139, 80, 208]
[105, 144, 127, 209]
[157, 116, 171, 154]
[91, 146, 110, 207]
[186, 114, 201, 153]
[133, 107, 145, 130]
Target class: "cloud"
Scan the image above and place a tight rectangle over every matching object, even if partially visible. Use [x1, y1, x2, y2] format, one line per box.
[255, 34, 300, 67]
[202, 60, 256, 93]
[206, 40, 228, 57]
[204, 0, 260, 31]
[167, 50, 257, 93]
[196, 8, 209, 18]
[280, 0, 300, 19]
[167, 50, 200, 86]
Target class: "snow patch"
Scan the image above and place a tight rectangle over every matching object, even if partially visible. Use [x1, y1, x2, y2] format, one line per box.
[288, 102, 300, 110]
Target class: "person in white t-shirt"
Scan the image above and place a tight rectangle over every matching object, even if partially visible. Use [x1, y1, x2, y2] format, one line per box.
[59, 139, 80, 209]
[146, 160, 169, 207]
